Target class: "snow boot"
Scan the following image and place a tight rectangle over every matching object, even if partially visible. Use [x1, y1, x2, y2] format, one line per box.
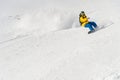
[88, 30, 95, 34]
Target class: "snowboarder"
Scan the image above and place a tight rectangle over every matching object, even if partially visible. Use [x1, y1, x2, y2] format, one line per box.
[79, 11, 98, 34]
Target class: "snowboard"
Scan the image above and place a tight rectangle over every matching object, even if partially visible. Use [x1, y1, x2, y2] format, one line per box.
[88, 26, 104, 34]
[88, 21, 114, 34]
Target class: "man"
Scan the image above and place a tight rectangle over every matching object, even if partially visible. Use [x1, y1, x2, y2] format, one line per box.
[79, 11, 98, 34]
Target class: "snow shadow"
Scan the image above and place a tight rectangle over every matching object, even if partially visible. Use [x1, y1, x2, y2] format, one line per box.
[12, 9, 80, 36]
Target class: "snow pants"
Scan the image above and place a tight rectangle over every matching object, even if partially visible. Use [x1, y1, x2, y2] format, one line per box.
[85, 22, 97, 31]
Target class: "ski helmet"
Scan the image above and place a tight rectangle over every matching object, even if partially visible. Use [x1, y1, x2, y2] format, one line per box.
[79, 11, 85, 17]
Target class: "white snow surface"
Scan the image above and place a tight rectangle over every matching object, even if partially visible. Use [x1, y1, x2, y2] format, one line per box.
[0, 0, 120, 80]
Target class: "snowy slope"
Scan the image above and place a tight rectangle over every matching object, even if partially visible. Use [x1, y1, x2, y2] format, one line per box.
[0, 0, 120, 80]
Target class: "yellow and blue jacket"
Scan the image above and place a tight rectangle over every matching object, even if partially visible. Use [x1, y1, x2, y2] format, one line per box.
[79, 16, 89, 27]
